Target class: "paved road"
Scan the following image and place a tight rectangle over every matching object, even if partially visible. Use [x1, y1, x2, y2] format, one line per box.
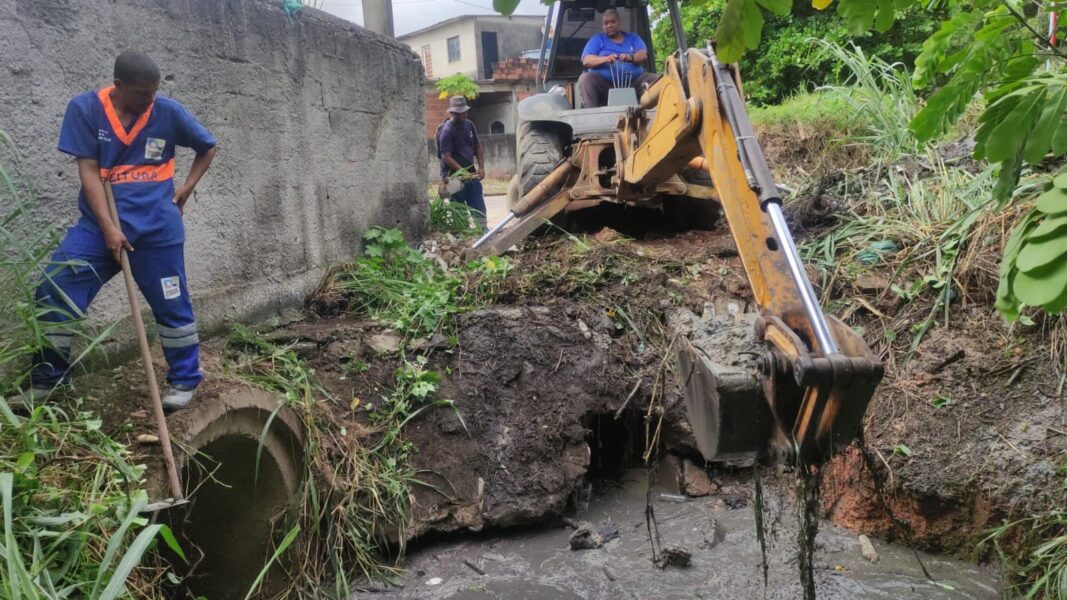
[485, 195, 507, 228]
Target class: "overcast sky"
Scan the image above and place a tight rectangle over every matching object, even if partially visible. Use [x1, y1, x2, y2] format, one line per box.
[319, 0, 549, 36]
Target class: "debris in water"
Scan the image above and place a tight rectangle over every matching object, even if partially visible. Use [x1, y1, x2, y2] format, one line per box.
[858, 535, 879, 563]
[426, 577, 442, 586]
[682, 459, 718, 497]
[569, 519, 620, 550]
[653, 545, 692, 569]
[461, 558, 486, 575]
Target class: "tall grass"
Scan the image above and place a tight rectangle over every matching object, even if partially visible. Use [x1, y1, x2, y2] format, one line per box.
[790, 43, 1003, 353]
[814, 40, 921, 159]
[0, 132, 169, 598]
[0, 131, 115, 395]
[225, 323, 462, 597]
[978, 485, 1067, 600]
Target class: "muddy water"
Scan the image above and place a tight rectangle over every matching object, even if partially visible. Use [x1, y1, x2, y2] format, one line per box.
[359, 470, 998, 600]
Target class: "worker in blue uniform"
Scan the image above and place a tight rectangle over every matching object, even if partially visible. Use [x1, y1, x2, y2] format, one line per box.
[23, 50, 217, 411]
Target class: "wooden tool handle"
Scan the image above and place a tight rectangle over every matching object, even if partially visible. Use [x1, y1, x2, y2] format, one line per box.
[103, 179, 184, 501]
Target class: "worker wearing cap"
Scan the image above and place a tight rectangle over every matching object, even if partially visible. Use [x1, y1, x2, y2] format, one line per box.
[438, 96, 487, 232]
[23, 50, 216, 411]
[579, 9, 657, 108]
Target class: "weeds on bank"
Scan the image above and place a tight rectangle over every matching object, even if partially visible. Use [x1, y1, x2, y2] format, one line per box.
[225, 324, 461, 596]
[0, 404, 175, 600]
[775, 43, 1063, 597]
[429, 194, 483, 237]
[0, 132, 168, 598]
[979, 495, 1067, 599]
[309, 227, 509, 338]
[777, 43, 1008, 356]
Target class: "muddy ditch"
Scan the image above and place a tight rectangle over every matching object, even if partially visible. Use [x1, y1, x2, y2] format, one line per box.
[70, 227, 1062, 597]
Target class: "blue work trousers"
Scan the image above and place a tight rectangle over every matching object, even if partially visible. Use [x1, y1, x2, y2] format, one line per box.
[32, 227, 202, 389]
[451, 180, 488, 232]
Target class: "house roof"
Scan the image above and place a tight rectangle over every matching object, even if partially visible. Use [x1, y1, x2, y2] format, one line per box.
[398, 14, 545, 40]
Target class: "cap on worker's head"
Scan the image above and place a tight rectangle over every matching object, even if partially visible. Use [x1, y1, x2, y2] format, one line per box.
[448, 96, 471, 114]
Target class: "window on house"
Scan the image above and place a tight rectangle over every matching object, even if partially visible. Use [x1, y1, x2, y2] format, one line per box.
[447, 36, 461, 63]
[490, 121, 505, 135]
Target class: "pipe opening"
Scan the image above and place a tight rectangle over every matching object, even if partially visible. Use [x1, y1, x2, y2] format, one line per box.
[158, 400, 304, 600]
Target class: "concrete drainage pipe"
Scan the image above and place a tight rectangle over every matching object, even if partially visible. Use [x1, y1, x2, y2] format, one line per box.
[161, 387, 305, 599]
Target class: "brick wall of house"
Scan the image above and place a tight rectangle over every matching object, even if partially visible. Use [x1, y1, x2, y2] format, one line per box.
[492, 57, 538, 82]
[425, 93, 450, 138]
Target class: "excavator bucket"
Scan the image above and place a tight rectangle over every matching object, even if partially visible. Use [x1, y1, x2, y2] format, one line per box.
[671, 310, 771, 463]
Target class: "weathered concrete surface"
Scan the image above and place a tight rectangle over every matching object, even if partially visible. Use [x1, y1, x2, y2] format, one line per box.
[0, 0, 427, 347]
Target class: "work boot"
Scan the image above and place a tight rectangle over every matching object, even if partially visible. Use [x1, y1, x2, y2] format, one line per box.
[162, 385, 195, 412]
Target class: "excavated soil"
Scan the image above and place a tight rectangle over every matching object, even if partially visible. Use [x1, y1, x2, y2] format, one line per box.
[72, 226, 1063, 580]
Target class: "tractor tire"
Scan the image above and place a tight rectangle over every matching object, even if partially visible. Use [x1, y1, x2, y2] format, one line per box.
[510, 122, 564, 211]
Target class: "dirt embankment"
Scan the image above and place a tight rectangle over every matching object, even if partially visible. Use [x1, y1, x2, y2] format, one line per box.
[297, 224, 1063, 554]
[80, 221, 1061, 564]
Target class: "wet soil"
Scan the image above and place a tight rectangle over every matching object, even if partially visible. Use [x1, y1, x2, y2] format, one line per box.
[820, 320, 1066, 552]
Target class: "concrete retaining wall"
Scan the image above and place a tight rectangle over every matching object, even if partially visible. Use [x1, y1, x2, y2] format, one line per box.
[0, 0, 427, 346]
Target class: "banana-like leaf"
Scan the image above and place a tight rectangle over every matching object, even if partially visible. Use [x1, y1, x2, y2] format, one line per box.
[1024, 83, 1067, 163]
[1016, 235, 1067, 273]
[1035, 187, 1067, 215]
[493, 0, 520, 16]
[716, 0, 763, 63]
[1013, 258, 1067, 307]
[1028, 213, 1067, 242]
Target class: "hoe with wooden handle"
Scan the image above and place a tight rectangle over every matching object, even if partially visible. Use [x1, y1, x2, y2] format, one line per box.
[103, 179, 187, 513]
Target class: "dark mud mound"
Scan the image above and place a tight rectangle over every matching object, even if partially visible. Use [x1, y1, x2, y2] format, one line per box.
[403, 305, 632, 535]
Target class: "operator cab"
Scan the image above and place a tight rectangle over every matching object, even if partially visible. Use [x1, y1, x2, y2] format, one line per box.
[537, 0, 655, 109]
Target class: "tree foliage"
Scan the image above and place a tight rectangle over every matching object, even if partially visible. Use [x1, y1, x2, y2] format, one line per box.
[434, 74, 479, 100]
[650, 0, 940, 104]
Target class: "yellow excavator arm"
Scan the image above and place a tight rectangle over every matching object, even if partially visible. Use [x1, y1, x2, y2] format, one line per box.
[620, 48, 883, 467]
[472, 44, 883, 468]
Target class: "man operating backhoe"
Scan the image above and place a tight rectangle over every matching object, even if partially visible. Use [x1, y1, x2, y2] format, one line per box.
[578, 9, 657, 107]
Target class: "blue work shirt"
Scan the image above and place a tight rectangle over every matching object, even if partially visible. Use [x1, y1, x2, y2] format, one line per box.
[582, 32, 647, 80]
[438, 119, 480, 178]
[58, 88, 216, 248]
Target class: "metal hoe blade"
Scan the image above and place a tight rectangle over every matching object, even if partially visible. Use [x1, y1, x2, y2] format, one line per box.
[142, 497, 190, 513]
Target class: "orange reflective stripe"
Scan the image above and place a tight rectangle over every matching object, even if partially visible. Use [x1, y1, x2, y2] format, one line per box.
[101, 160, 175, 184]
[97, 87, 154, 146]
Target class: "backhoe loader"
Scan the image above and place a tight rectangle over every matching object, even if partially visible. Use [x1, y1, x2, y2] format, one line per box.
[473, 0, 884, 467]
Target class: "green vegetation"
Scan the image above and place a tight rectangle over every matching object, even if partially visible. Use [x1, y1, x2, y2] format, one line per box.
[0, 133, 169, 598]
[434, 73, 479, 100]
[767, 41, 1061, 596]
[978, 465, 1067, 599]
[0, 406, 174, 600]
[650, 0, 939, 105]
[997, 170, 1067, 319]
[225, 229, 505, 595]
[225, 323, 460, 595]
[310, 227, 509, 338]
[430, 193, 484, 236]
